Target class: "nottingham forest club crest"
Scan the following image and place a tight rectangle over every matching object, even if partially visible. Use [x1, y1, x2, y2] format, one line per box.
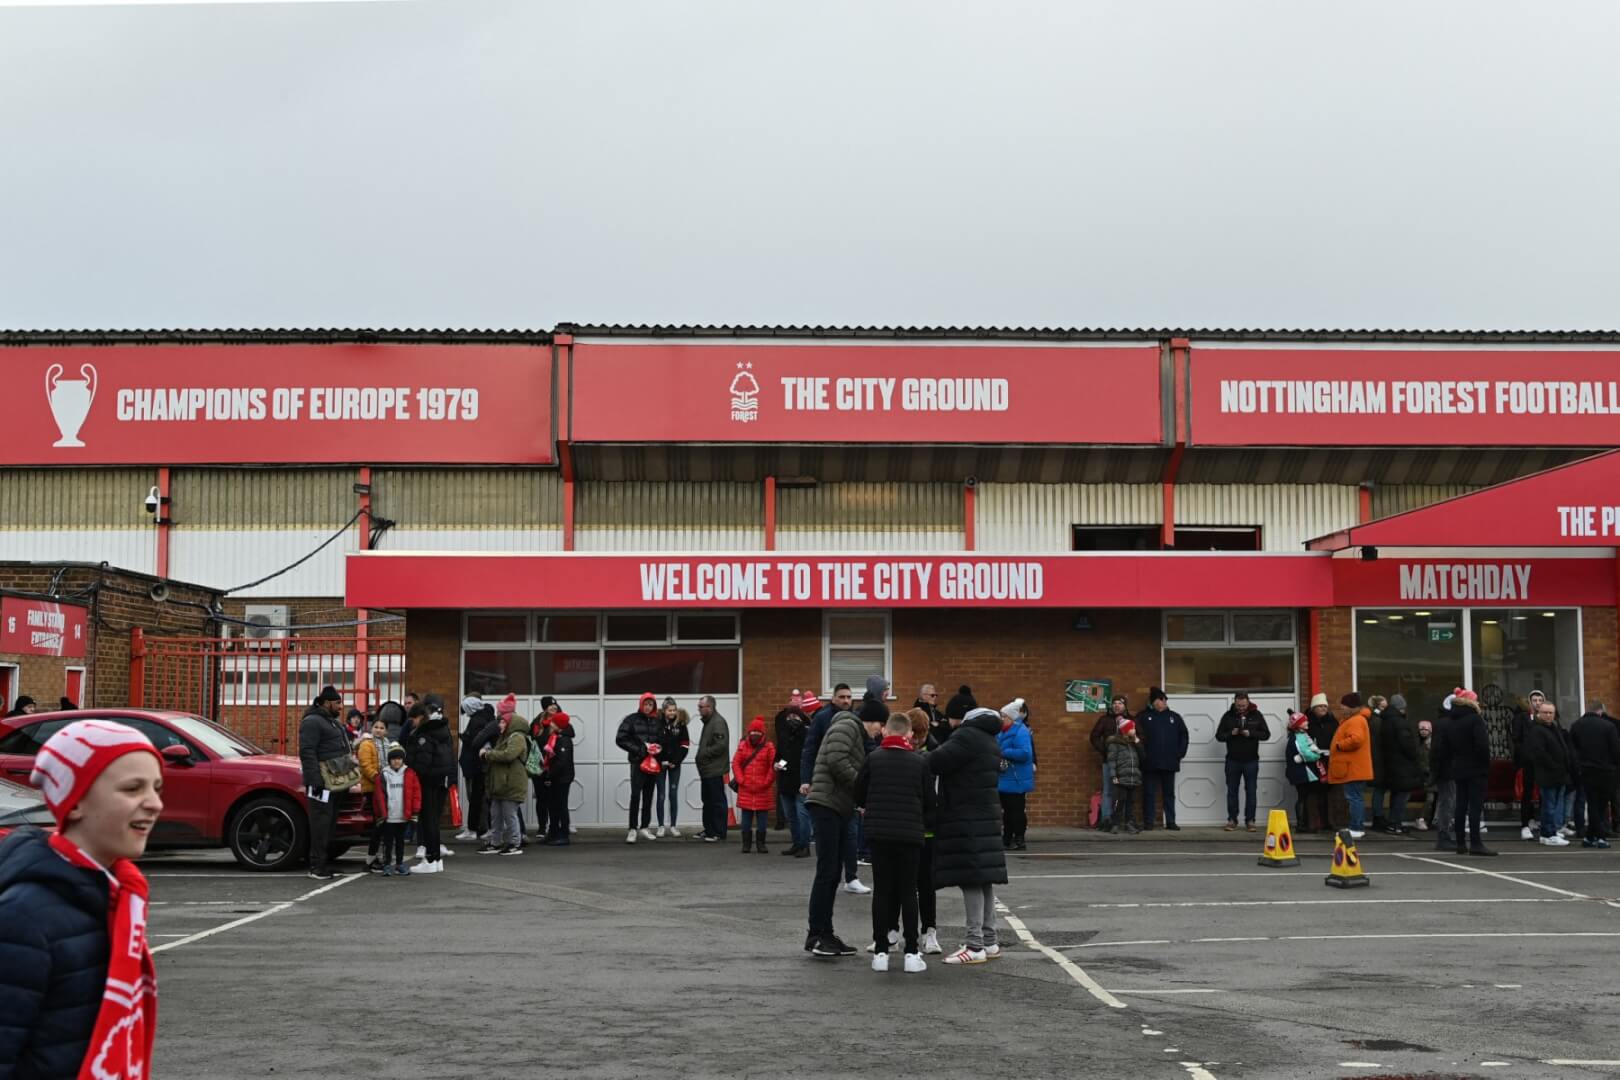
[729, 361, 760, 423]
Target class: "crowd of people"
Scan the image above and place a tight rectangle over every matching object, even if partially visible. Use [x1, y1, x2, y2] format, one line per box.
[1085, 685, 1620, 856]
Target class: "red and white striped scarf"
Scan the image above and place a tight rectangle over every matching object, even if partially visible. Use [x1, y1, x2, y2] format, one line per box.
[49, 833, 157, 1080]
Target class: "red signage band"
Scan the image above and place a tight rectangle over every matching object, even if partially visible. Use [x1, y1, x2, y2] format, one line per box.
[568, 343, 1163, 444]
[1331, 557, 1615, 608]
[1190, 348, 1620, 446]
[0, 597, 89, 658]
[347, 552, 1334, 609]
[7, 344, 553, 465]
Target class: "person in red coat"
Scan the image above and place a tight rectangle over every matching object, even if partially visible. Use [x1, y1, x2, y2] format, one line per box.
[731, 718, 777, 854]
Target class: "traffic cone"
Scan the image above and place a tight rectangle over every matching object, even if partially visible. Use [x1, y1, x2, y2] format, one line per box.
[1257, 808, 1300, 867]
[1325, 828, 1370, 888]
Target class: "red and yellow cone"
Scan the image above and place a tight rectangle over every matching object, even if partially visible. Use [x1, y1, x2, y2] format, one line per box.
[1257, 808, 1300, 867]
[1325, 828, 1370, 888]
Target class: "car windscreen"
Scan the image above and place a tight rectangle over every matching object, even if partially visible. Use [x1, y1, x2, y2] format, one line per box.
[164, 715, 265, 759]
[0, 777, 54, 827]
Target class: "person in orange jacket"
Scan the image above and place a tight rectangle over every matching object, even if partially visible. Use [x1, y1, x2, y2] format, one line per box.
[1330, 693, 1375, 838]
[731, 718, 778, 854]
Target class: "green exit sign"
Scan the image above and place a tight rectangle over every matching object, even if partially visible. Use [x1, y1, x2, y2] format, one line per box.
[1429, 626, 1456, 642]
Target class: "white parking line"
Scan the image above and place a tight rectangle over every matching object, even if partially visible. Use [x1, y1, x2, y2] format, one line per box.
[1180, 1062, 1220, 1080]
[1544, 1061, 1620, 1067]
[1083, 897, 1574, 908]
[994, 899, 1125, 1009]
[1395, 853, 1620, 906]
[1068, 931, 1620, 950]
[151, 873, 360, 953]
[1013, 869, 1620, 880]
[1107, 988, 1224, 995]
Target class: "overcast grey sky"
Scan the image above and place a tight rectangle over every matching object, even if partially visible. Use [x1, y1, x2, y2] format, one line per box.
[1, 1, 1616, 331]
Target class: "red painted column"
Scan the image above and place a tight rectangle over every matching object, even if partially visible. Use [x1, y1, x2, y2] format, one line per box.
[764, 475, 777, 551]
[1358, 483, 1373, 523]
[559, 440, 576, 551]
[1163, 338, 1190, 548]
[963, 482, 976, 551]
[155, 467, 172, 579]
[355, 466, 372, 710]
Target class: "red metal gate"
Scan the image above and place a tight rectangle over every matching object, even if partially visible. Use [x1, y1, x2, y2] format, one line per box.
[130, 630, 407, 754]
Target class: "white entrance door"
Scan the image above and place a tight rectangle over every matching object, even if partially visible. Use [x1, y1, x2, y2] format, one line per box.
[598, 696, 739, 828]
[1172, 694, 1295, 826]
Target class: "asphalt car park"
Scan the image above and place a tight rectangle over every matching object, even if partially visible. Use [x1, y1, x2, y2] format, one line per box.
[143, 830, 1620, 1080]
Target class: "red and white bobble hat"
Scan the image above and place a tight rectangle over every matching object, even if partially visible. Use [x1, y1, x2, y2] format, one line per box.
[29, 719, 161, 828]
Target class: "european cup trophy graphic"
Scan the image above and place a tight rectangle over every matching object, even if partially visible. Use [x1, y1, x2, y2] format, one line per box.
[45, 362, 97, 447]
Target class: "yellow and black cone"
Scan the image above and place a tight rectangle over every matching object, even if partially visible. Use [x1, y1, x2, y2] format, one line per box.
[1325, 828, 1370, 888]
[1257, 808, 1300, 867]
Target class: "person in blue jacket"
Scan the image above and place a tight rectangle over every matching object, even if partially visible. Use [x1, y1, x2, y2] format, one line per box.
[1137, 688, 1190, 830]
[996, 698, 1035, 850]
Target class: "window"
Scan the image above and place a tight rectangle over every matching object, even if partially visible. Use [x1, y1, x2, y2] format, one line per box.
[1072, 526, 1261, 551]
[0, 719, 72, 755]
[824, 612, 890, 694]
[1172, 527, 1262, 551]
[465, 614, 527, 643]
[219, 654, 405, 707]
[462, 650, 534, 697]
[604, 648, 740, 695]
[674, 613, 740, 643]
[605, 614, 669, 644]
[1163, 609, 1297, 696]
[535, 650, 601, 696]
[536, 615, 598, 643]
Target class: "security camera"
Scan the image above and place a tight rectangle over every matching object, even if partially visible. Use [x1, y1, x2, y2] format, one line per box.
[964, 476, 979, 489]
[145, 486, 160, 514]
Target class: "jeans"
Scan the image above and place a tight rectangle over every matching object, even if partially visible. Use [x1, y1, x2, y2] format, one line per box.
[740, 808, 767, 835]
[1224, 759, 1259, 825]
[1571, 786, 1587, 834]
[844, 814, 860, 881]
[961, 883, 999, 950]
[779, 789, 808, 848]
[1519, 765, 1537, 828]
[308, 793, 336, 873]
[544, 778, 571, 840]
[1000, 792, 1027, 842]
[807, 806, 850, 936]
[655, 764, 682, 827]
[1143, 770, 1176, 827]
[464, 771, 487, 836]
[1453, 775, 1486, 844]
[379, 821, 405, 865]
[1387, 785, 1408, 828]
[1540, 785, 1568, 837]
[700, 774, 729, 839]
[418, 779, 445, 861]
[491, 797, 522, 848]
[628, 768, 658, 830]
[1434, 780, 1457, 843]
[1099, 760, 1115, 822]
[917, 838, 937, 930]
[1583, 769, 1619, 841]
[870, 841, 922, 954]
[1345, 782, 1366, 831]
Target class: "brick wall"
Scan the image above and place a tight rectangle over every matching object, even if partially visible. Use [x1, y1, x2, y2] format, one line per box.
[8, 654, 75, 708]
[1582, 606, 1618, 713]
[404, 609, 460, 704]
[1318, 607, 1355, 700]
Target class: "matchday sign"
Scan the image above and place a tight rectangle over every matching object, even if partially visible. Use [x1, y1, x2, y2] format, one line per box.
[9, 344, 553, 465]
[569, 342, 1163, 444]
[1190, 348, 1620, 445]
[346, 552, 1335, 609]
[0, 597, 88, 658]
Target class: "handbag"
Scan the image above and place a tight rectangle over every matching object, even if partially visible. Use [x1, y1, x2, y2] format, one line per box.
[729, 743, 765, 793]
[319, 752, 361, 791]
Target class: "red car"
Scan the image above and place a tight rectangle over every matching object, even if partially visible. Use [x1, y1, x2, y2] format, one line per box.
[0, 776, 56, 839]
[0, 708, 370, 872]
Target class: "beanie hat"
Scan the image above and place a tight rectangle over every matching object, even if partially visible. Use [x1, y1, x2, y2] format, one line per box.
[497, 693, 517, 718]
[1309, 692, 1329, 710]
[1453, 687, 1478, 703]
[386, 743, 406, 761]
[13, 695, 36, 712]
[316, 685, 342, 704]
[945, 685, 977, 720]
[1118, 719, 1136, 737]
[421, 693, 445, 716]
[1001, 698, 1026, 721]
[1286, 712, 1309, 732]
[799, 691, 822, 714]
[747, 717, 767, 735]
[858, 697, 890, 726]
[1340, 693, 1362, 710]
[539, 695, 558, 712]
[1389, 694, 1408, 712]
[1149, 687, 1168, 705]
[30, 719, 162, 829]
[1529, 689, 1546, 701]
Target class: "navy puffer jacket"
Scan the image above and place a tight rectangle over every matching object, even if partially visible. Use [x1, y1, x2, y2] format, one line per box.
[0, 827, 112, 1079]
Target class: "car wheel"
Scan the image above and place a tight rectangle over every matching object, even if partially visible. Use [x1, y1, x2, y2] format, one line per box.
[228, 796, 306, 872]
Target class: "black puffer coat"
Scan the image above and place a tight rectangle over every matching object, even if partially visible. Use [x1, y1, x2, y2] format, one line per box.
[1443, 700, 1492, 781]
[1523, 722, 1573, 788]
[616, 707, 664, 765]
[1380, 708, 1425, 792]
[773, 707, 808, 789]
[406, 709, 457, 786]
[459, 705, 498, 775]
[929, 708, 1008, 888]
[855, 744, 936, 845]
[0, 827, 112, 1079]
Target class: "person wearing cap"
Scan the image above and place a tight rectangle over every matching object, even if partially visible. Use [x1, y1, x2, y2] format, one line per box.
[617, 692, 666, 844]
[299, 685, 354, 880]
[804, 700, 875, 958]
[996, 698, 1034, 851]
[1105, 718, 1144, 834]
[732, 718, 778, 854]
[456, 695, 498, 842]
[0, 719, 163, 1079]
[1284, 712, 1327, 831]
[1305, 693, 1340, 833]
[527, 697, 562, 839]
[774, 691, 812, 857]
[929, 689, 1009, 964]
[535, 705, 577, 845]
[373, 743, 420, 874]
[1329, 694, 1374, 838]
[1571, 701, 1620, 848]
[1441, 688, 1496, 855]
[1215, 691, 1271, 833]
[404, 694, 457, 873]
[1089, 694, 1130, 832]
[1378, 695, 1422, 835]
[1136, 688, 1189, 831]
[2, 695, 37, 720]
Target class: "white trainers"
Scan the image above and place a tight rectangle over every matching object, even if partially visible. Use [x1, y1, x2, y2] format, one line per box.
[983, 944, 1003, 959]
[871, 952, 889, 972]
[943, 946, 987, 965]
[626, 829, 637, 844]
[1413, 818, 1428, 832]
[866, 929, 898, 953]
[668, 826, 682, 838]
[455, 830, 478, 841]
[440, 846, 454, 857]
[1521, 826, 1536, 841]
[414, 845, 427, 860]
[412, 859, 443, 874]
[1349, 830, 1366, 840]
[655, 826, 666, 838]
[639, 828, 658, 841]
[569, 824, 578, 833]
[903, 953, 927, 974]
[842, 878, 871, 895]
[922, 928, 942, 955]
[1541, 834, 1571, 847]
[1561, 825, 1576, 838]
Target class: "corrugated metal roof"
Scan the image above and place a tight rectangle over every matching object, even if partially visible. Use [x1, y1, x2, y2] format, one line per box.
[5, 326, 1620, 346]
